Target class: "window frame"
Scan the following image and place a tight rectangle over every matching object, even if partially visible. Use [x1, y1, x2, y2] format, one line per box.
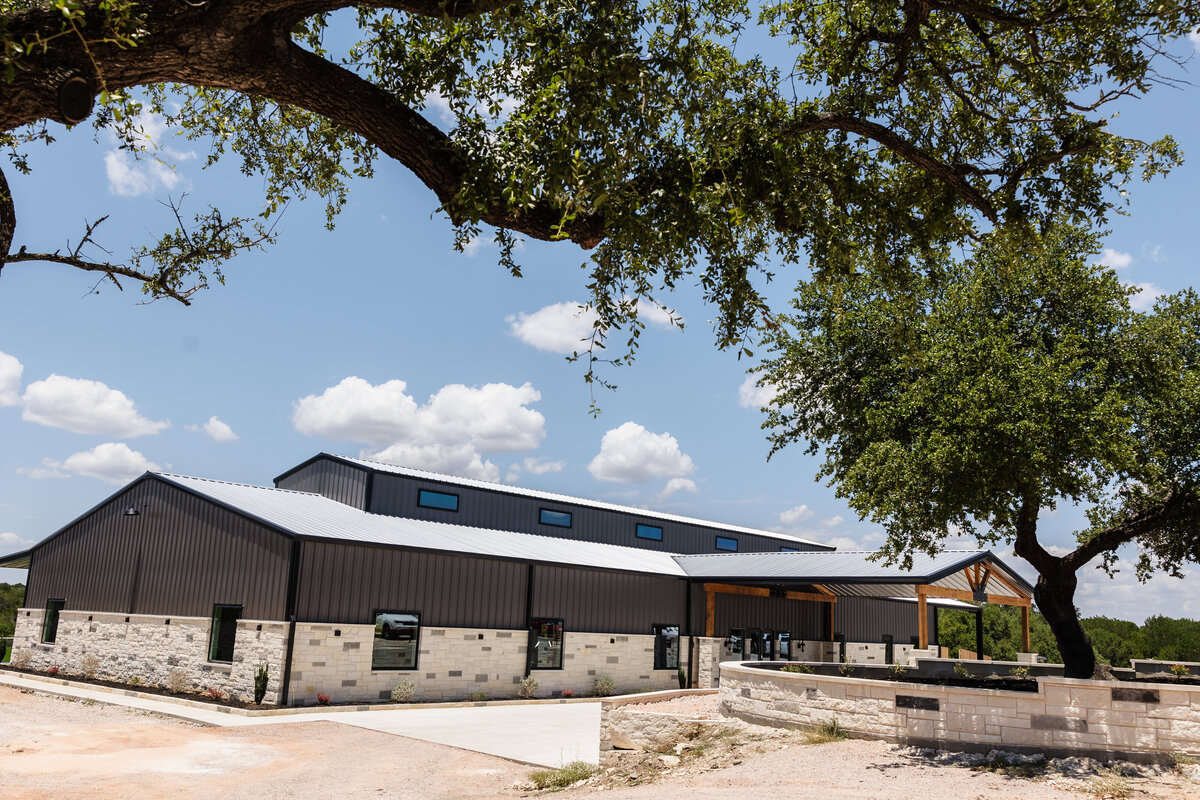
[207, 603, 243, 664]
[715, 536, 739, 552]
[780, 546, 800, 552]
[417, 488, 460, 512]
[636, 523, 664, 541]
[538, 508, 572, 528]
[371, 609, 422, 671]
[652, 623, 680, 670]
[41, 598, 65, 644]
[527, 617, 565, 670]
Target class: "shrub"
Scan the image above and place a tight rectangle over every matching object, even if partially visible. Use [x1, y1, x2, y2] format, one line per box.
[1010, 665, 1031, 679]
[838, 661, 855, 677]
[46, 665, 59, 676]
[10, 649, 31, 669]
[953, 661, 970, 678]
[517, 675, 539, 699]
[888, 663, 909, 678]
[167, 668, 189, 693]
[781, 663, 814, 674]
[467, 691, 487, 702]
[205, 686, 225, 700]
[1169, 663, 1191, 678]
[561, 689, 574, 698]
[128, 676, 142, 686]
[804, 717, 848, 744]
[316, 692, 331, 705]
[528, 761, 597, 790]
[254, 663, 269, 704]
[592, 675, 616, 697]
[678, 667, 687, 689]
[390, 679, 416, 702]
[80, 654, 100, 679]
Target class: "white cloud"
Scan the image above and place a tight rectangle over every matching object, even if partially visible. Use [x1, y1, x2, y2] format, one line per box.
[0, 349, 22, 407]
[186, 415, 238, 443]
[21, 375, 169, 437]
[1189, 26, 1200, 53]
[822, 515, 845, 528]
[656, 477, 697, 501]
[295, 377, 546, 481]
[738, 374, 779, 409]
[1128, 282, 1164, 311]
[779, 505, 814, 527]
[522, 457, 564, 475]
[1074, 562, 1197, 623]
[28, 443, 160, 485]
[587, 421, 696, 483]
[0, 532, 36, 551]
[632, 299, 681, 328]
[104, 111, 194, 198]
[507, 302, 600, 354]
[1096, 248, 1133, 270]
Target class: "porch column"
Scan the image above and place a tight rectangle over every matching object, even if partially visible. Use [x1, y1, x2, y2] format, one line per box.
[917, 593, 929, 649]
[1020, 604, 1031, 652]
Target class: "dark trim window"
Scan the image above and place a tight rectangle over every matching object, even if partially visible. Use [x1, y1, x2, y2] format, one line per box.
[528, 618, 564, 669]
[418, 489, 459, 512]
[636, 524, 663, 541]
[653, 624, 680, 670]
[42, 599, 65, 643]
[208, 604, 242, 663]
[780, 546, 799, 552]
[539, 508, 572, 528]
[715, 536, 739, 552]
[372, 610, 421, 670]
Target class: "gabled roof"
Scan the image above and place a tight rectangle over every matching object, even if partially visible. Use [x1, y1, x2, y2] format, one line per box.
[279, 453, 831, 549]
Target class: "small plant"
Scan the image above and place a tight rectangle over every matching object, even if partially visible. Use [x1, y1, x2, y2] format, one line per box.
[254, 663, 269, 704]
[592, 674, 616, 697]
[517, 675, 539, 699]
[46, 665, 59, 676]
[80, 654, 100, 679]
[390, 679, 416, 702]
[804, 717, 847, 744]
[561, 689, 574, 698]
[1086, 767, 1133, 799]
[781, 663, 814, 674]
[1170, 663, 1191, 678]
[528, 760, 597, 790]
[10, 649, 31, 669]
[128, 676, 142, 686]
[888, 663, 909, 678]
[316, 692, 331, 705]
[838, 661, 854, 677]
[467, 691, 487, 702]
[1168, 750, 1198, 773]
[953, 661, 970, 678]
[167, 668, 189, 693]
[677, 666, 687, 689]
[1010, 665, 1030, 679]
[205, 686, 225, 700]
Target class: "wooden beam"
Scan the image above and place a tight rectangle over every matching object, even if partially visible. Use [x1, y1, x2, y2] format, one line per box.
[784, 590, 836, 604]
[811, 584, 836, 596]
[916, 584, 1031, 608]
[1021, 605, 1031, 652]
[979, 567, 992, 593]
[705, 586, 715, 638]
[986, 569, 1030, 600]
[918, 593, 929, 649]
[704, 582, 769, 598]
[826, 601, 836, 642]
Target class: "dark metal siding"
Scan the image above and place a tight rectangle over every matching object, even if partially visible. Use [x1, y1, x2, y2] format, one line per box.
[712, 593, 825, 640]
[835, 597, 937, 644]
[26, 478, 291, 619]
[294, 542, 526, 628]
[275, 459, 368, 509]
[367, 469, 819, 554]
[530, 566, 687, 635]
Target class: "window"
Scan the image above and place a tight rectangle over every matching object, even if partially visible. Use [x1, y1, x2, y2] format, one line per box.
[42, 599, 65, 643]
[528, 618, 564, 669]
[372, 610, 421, 670]
[636, 524, 663, 541]
[208, 604, 242, 663]
[715, 536, 738, 552]
[778, 632, 791, 660]
[780, 546, 799, 552]
[418, 489, 459, 512]
[653, 624, 680, 670]
[539, 508, 572, 528]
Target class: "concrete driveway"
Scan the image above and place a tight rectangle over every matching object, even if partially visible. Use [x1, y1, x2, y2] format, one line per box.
[0, 672, 600, 768]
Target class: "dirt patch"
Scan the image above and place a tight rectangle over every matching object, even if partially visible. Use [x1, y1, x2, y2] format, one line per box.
[615, 693, 721, 719]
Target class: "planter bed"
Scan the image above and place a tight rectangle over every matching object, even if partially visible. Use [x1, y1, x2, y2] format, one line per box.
[0, 664, 270, 709]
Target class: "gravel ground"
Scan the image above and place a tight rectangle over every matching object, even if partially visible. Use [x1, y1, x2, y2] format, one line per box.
[618, 693, 722, 718]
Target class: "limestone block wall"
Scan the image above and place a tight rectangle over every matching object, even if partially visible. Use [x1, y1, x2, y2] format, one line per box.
[696, 637, 723, 688]
[11, 608, 287, 703]
[793, 640, 840, 662]
[719, 661, 1200, 762]
[287, 624, 689, 705]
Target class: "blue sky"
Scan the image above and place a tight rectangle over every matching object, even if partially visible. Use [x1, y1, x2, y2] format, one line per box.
[1, 32, 1198, 624]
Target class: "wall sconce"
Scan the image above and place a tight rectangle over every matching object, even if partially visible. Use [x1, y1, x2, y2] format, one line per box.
[123, 503, 148, 517]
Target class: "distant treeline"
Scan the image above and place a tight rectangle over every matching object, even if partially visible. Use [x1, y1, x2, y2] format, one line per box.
[1, 582, 25, 640]
[938, 605, 1200, 667]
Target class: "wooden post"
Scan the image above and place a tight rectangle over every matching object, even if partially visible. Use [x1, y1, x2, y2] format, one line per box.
[705, 586, 715, 638]
[917, 592, 929, 649]
[826, 601, 835, 641]
[1020, 604, 1031, 653]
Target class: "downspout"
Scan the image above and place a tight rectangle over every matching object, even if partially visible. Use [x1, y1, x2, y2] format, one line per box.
[278, 539, 302, 707]
[523, 564, 535, 677]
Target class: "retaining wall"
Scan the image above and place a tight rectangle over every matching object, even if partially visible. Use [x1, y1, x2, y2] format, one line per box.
[599, 688, 721, 751]
[720, 660, 1200, 762]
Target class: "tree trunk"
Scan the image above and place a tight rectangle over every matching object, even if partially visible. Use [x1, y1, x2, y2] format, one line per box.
[1033, 570, 1095, 679]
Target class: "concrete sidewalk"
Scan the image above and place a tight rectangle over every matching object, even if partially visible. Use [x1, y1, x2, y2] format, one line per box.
[0, 672, 600, 767]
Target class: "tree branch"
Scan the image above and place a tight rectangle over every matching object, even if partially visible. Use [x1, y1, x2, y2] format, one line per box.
[1066, 488, 1200, 571]
[0, 165, 14, 270]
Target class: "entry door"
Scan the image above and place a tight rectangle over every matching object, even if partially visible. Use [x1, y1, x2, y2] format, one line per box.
[748, 629, 775, 661]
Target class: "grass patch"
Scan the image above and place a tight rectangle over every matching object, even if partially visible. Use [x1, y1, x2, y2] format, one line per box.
[1085, 767, 1133, 798]
[803, 718, 848, 745]
[1, 645, 10, 663]
[971, 758, 1044, 779]
[528, 761, 597, 790]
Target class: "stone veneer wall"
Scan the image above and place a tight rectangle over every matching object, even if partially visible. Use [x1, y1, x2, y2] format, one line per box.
[719, 661, 1200, 762]
[11, 608, 288, 704]
[287, 624, 690, 705]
